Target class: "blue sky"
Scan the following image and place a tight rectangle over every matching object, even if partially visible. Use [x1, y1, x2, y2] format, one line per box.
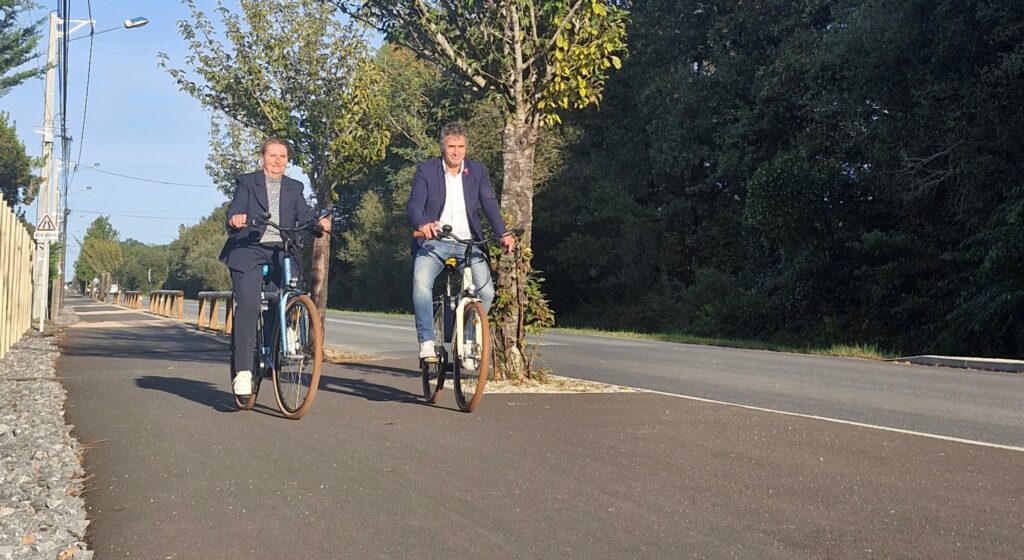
[3, 1, 249, 278]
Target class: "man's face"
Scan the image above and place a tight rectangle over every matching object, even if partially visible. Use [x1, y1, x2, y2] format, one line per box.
[262, 143, 288, 177]
[441, 134, 467, 170]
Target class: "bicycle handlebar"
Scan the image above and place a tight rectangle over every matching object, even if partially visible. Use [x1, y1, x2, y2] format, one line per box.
[411, 225, 522, 246]
[247, 210, 329, 237]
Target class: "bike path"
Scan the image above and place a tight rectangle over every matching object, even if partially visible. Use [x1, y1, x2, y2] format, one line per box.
[58, 297, 1023, 559]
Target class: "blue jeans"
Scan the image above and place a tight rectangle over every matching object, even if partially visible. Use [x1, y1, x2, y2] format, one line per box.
[413, 238, 494, 344]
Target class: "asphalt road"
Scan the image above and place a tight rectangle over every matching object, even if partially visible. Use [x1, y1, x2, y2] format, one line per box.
[59, 297, 1024, 559]
[316, 310, 1024, 450]
[180, 299, 1024, 449]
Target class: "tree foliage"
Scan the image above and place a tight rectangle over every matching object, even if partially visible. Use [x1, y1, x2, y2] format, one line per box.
[160, 0, 391, 314]
[166, 205, 231, 297]
[75, 216, 123, 296]
[0, 111, 37, 208]
[534, 0, 1024, 357]
[205, 112, 262, 197]
[334, 0, 629, 379]
[0, 0, 44, 97]
[116, 240, 170, 293]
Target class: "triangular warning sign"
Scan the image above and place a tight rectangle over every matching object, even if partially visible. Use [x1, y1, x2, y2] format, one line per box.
[37, 214, 57, 231]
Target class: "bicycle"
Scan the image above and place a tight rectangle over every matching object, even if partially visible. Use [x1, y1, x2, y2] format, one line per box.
[413, 225, 500, 412]
[230, 210, 327, 420]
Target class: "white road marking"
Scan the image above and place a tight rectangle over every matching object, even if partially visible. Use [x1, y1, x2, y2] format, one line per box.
[639, 387, 1024, 453]
[325, 318, 415, 332]
[188, 309, 1024, 452]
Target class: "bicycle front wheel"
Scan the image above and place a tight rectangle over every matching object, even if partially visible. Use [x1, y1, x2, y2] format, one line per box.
[453, 300, 490, 412]
[272, 294, 323, 420]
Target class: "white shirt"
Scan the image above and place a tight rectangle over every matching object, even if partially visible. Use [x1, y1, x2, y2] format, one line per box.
[439, 161, 472, 239]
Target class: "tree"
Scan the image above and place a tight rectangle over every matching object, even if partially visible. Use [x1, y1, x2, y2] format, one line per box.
[166, 205, 231, 297]
[334, 0, 629, 378]
[75, 216, 123, 298]
[332, 45, 463, 310]
[0, 111, 37, 208]
[0, 0, 44, 97]
[206, 112, 262, 197]
[116, 240, 169, 293]
[160, 0, 391, 316]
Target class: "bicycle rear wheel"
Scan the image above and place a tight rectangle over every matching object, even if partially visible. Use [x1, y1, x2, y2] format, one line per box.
[453, 300, 490, 412]
[231, 309, 261, 410]
[272, 294, 323, 420]
[421, 300, 446, 403]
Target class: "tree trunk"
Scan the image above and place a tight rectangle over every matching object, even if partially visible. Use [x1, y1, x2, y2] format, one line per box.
[495, 117, 538, 380]
[310, 213, 331, 320]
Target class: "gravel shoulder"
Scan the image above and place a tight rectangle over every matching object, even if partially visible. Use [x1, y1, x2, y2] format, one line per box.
[0, 312, 92, 560]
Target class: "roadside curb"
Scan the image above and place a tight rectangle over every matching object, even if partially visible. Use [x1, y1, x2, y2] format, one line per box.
[893, 355, 1024, 374]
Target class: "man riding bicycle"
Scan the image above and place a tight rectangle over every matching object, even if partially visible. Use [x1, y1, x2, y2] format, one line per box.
[407, 124, 515, 363]
[219, 137, 331, 396]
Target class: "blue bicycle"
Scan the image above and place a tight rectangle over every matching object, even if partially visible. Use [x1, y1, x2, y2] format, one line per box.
[230, 211, 327, 419]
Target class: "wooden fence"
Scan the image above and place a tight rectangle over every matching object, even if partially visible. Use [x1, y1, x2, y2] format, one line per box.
[198, 291, 234, 334]
[121, 290, 141, 309]
[149, 290, 185, 320]
[1, 199, 35, 360]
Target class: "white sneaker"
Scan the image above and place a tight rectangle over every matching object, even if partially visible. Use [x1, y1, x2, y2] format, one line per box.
[419, 341, 438, 363]
[233, 370, 253, 395]
[461, 356, 478, 371]
[286, 326, 300, 354]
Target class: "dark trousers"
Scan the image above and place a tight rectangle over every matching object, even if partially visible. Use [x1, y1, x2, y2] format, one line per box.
[230, 244, 285, 372]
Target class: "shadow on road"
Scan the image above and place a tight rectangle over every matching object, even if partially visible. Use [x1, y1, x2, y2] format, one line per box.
[135, 375, 245, 413]
[339, 361, 419, 379]
[318, 373, 420, 403]
[64, 328, 229, 364]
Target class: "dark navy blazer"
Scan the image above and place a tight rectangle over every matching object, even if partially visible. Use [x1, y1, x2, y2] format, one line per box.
[219, 171, 316, 271]
[406, 157, 506, 255]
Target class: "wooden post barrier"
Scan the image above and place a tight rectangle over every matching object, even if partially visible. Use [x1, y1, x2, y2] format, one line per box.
[148, 289, 185, 320]
[197, 291, 234, 334]
[121, 291, 141, 309]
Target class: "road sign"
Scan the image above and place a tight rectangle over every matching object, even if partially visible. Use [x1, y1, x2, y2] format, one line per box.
[33, 229, 58, 241]
[37, 214, 57, 231]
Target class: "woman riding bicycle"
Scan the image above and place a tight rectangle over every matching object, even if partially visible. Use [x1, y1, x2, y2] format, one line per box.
[219, 137, 331, 396]
[407, 124, 515, 362]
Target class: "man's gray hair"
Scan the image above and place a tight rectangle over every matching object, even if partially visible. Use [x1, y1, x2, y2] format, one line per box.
[439, 123, 469, 145]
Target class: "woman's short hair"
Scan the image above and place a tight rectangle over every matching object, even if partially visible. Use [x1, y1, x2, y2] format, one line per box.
[260, 137, 291, 157]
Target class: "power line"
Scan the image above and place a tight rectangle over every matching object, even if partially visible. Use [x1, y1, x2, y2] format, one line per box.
[80, 166, 219, 188]
[72, 209, 203, 221]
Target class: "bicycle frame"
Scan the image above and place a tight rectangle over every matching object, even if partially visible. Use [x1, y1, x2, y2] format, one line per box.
[253, 213, 325, 364]
[453, 262, 482, 362]
[432, 233, 490, 366]
[262, 257, 305, 361]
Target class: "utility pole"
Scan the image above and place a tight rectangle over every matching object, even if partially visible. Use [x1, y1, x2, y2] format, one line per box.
[30, 13, 149, 331]
[31, 12, 59, 333]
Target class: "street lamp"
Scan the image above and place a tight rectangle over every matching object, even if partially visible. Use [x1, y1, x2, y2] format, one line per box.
[69, 17, 149, 41]
[32, 12, 148, 331]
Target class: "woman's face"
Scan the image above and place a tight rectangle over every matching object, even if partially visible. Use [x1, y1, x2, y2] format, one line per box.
[262, 143, 288, 178]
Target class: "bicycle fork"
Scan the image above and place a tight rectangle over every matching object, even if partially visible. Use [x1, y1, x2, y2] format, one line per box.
[454, 264, 483, 362]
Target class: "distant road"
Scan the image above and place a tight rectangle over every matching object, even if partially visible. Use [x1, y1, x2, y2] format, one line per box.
[175, 299, 1024, 448]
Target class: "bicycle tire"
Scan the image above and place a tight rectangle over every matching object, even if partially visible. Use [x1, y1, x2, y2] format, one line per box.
[231, 310, 261, 410]
[421, 300, 446, 403]
[272, 294, 323, 420]
[453, 300, 490, 412]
